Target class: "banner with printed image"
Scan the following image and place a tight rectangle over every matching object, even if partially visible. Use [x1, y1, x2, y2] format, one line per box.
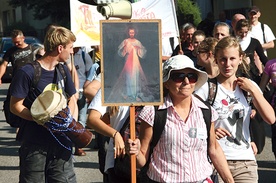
[70, 0, 178, 46]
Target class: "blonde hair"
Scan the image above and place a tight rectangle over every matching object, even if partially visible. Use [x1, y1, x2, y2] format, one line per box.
[44, 26, 76, 53]
[214, 36, 250, 77]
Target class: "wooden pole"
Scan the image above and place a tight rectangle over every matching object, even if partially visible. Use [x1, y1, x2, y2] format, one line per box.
[178, 36, 182, 52]
[130, 106, 136, 183]
[70, 54, 75, 80]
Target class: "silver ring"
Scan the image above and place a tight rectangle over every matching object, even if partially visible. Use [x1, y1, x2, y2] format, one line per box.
[113, 147, 116, 151]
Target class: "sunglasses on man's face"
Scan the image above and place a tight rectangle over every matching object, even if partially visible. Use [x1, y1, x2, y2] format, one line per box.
[169, 72, 198, 83]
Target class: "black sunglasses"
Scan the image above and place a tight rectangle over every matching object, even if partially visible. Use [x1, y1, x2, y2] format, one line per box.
[170, 72, 198, 83]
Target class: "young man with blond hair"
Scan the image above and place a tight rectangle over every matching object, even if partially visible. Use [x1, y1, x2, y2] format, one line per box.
[10, 26, 77, 182]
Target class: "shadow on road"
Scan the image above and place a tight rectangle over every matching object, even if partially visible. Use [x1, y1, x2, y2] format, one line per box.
[74, 161, 100, 169]
[0, 125, 19, 157]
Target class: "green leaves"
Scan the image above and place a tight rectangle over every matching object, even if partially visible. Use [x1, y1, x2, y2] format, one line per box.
[8, 0, 70, 27]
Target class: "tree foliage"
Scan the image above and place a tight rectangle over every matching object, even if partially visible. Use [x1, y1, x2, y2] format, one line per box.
[8, 0, 70, 27]
[176, 0, 202, 26]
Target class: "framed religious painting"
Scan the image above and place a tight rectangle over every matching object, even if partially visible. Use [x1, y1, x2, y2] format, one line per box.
[100, 19, 163, 106]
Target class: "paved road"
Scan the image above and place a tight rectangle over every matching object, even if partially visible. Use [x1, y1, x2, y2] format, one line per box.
[0, 83, 275, 183]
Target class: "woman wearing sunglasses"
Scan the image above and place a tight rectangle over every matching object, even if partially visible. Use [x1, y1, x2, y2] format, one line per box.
[126, 55, 234, 183]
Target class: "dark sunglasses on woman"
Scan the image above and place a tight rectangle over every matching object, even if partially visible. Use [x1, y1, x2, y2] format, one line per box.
[170, 73, 198, 83]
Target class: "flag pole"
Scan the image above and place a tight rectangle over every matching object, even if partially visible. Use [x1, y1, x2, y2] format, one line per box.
[171, 0, 182, 51]
[130, 106, 136, 183]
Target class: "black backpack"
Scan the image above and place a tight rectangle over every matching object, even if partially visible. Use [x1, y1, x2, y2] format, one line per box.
[113, 98, 212, 182]
[207, 78, 265, 154]
[3, 60, 66, 128]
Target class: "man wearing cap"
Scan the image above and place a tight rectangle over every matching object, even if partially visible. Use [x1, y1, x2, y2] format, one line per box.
[248, 5, 275, 56]
[9, 26, 78, 182]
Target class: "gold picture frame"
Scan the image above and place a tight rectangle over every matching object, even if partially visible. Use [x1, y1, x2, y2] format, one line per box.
[100, 19, 163, 106]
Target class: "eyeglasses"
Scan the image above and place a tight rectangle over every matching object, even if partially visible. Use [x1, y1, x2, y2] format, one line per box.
[170, 72, 198, 83]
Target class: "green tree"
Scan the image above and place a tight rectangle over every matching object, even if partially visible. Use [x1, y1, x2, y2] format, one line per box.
[8, 0, 70, 27]
[176, 0, 202, 26]
[4, 21, 37, 36]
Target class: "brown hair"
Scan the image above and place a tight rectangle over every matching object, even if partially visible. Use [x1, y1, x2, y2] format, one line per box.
[192, 30, 206, 42]
[235, 19, 252, 32]
[198, 37, 219, 53]
[10, 29, 24, 38]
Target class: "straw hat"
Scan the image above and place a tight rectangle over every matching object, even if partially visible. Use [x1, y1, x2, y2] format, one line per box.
[31, 90, 67, 125]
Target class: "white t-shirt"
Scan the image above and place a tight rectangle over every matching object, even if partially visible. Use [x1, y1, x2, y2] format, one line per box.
[195, 81, 260, 160]
[249, 22, 276, 55]
[238, 35, 251, 51]
[88, 89, 129, 172]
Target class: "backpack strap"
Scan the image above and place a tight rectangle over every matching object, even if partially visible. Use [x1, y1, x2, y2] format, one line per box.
[139, 106, 167, 177]
[81, 50, 86, 65]
[207, 78, 218, 106]
[55, 63, 68, 98]
[151, 106, 167, 148]
[261, 23, 266, 44]
[29, 61, 67, 88]
[29, 60, 42, 90]
[56, 63, 67, 83]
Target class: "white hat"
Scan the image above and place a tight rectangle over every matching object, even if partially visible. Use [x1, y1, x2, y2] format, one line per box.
[31, 90, 67, 125]
[163, 55, 208, 90]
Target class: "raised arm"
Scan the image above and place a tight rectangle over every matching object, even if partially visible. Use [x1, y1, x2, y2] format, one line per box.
[237, 77, 275, 124]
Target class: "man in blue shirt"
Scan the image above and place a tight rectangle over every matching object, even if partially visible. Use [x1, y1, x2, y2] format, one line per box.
[10, 26, 77, 183]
